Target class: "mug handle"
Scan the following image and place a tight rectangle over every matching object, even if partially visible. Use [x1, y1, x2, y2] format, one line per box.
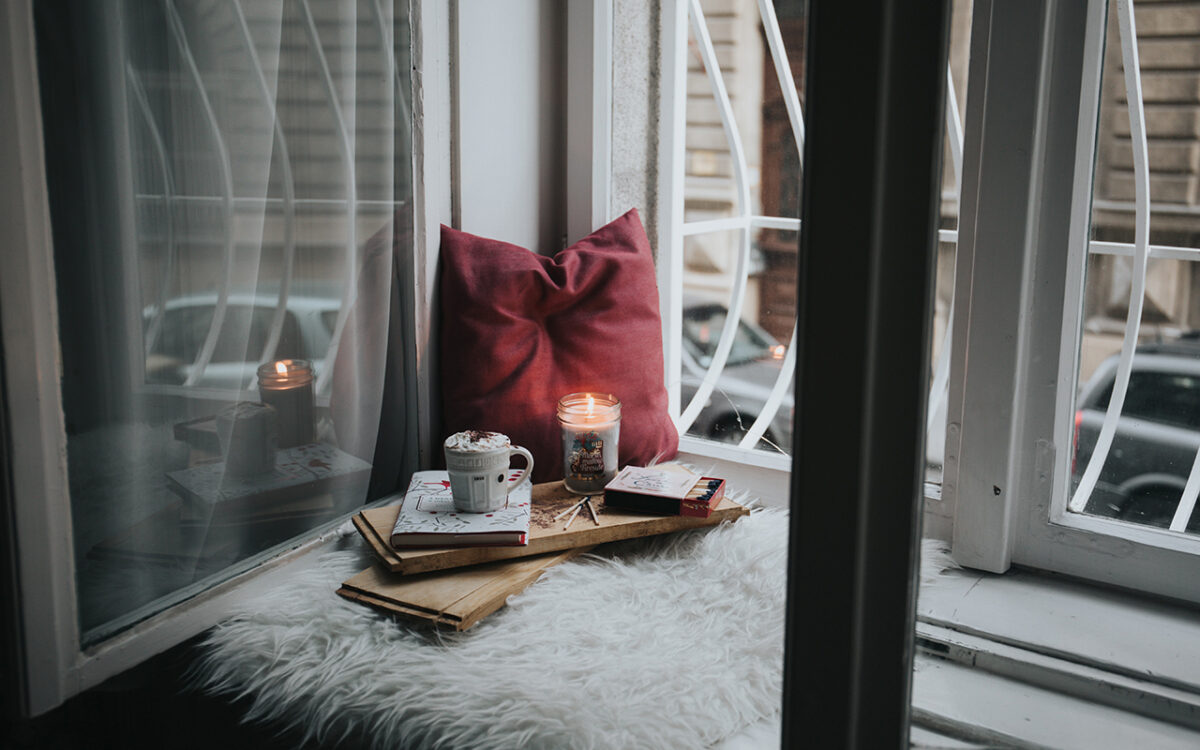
[508, 446, 534, 490]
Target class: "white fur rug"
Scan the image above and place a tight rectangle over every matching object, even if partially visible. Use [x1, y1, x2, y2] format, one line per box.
[193, 507, 956, 749]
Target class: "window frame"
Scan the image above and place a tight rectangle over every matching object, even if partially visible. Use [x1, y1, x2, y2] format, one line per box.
[945, 0, 1200, 602]
[1, 0, 74, 715]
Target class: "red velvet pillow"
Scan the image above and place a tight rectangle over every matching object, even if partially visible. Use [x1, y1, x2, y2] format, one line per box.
[439, 209, 678, 483]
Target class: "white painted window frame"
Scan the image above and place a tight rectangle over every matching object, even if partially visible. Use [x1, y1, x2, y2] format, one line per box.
[946, 0, 1200, 603]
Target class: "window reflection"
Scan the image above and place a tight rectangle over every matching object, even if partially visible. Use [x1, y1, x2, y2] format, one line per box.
[36, 0, 412, 642]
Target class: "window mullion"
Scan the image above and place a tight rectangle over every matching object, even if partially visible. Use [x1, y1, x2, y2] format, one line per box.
[946, 0, 1051, 574]
[656, 0, 688, 422]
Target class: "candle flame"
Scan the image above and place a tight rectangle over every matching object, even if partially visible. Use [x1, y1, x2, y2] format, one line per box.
[275, 361, 289, 376]
[586, 395, 595, 417]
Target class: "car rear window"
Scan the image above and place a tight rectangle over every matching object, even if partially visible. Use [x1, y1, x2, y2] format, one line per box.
[1093, 371, 1200, 430]
[150, 304, 304, 364]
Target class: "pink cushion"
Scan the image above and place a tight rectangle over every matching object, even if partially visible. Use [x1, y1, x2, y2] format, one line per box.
[439, 209, 678, 482]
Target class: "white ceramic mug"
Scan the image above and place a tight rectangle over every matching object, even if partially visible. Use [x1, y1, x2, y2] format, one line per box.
[443, 431, 534, 512]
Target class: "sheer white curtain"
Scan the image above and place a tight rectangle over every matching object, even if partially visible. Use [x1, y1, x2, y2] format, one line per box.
[37, 0, 411, 643]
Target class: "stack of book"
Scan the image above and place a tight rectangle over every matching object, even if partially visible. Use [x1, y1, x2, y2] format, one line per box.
[339, 466, 748, 631]
[386, 471, 534, 548]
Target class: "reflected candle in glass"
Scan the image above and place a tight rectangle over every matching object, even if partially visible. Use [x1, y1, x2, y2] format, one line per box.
[256, 359, 315, 448]
[558, 393, 621, 494]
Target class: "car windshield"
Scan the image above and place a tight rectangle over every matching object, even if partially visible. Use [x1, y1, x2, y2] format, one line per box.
[682, 304, 776, 367]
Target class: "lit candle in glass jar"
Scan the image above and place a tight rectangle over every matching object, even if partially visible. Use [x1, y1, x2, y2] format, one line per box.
[557, 392, 621, 494]
[256, 359, 315, 448]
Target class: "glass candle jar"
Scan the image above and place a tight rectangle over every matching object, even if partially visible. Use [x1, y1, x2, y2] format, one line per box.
[257, 359, 315, 448]
[557, 392, 621, 494]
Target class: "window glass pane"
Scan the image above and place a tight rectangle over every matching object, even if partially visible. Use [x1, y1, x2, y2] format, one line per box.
[679, 0, 803, 455]
[684, 302, 777, 367]
[683, 0, 805, 224]
[684, 19, 736, 221]
[677, 0, 969, 468]
[681, 229, 792, 453]
[938, 0, 970, 232]
[35, 0, 413, 643]
[1070, 0, 1200, 535]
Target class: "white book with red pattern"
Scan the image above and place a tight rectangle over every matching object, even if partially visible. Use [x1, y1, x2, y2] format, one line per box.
[388, 470, 532, 548]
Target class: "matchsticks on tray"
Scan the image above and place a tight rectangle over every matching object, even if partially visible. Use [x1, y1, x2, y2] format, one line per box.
[553, 495, 601, 529]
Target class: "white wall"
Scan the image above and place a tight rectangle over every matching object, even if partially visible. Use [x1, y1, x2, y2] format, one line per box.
[454, 0, 565, 254]
[611, 0, 661, 254]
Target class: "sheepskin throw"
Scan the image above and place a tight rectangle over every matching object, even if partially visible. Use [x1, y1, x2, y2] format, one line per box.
[194, 509, 955, 749]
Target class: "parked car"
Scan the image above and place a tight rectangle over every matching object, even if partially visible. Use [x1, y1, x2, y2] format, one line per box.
[679, 298, 793, 453]
[144, 294, 340, 389]
[1073, 341, 1200, 532]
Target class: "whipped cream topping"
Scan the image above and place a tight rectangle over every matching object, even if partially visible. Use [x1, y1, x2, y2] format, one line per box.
[444, 430, 510, 452]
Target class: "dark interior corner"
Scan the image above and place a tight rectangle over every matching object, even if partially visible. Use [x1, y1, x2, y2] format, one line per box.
[1, 635, 339, 750]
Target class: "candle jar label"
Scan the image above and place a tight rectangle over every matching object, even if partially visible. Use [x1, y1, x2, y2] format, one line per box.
[568, 431, 605, 479]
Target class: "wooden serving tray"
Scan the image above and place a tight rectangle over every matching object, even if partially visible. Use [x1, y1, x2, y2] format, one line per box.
[336, 547, 591, 631]
[352, 479, 749, 575]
